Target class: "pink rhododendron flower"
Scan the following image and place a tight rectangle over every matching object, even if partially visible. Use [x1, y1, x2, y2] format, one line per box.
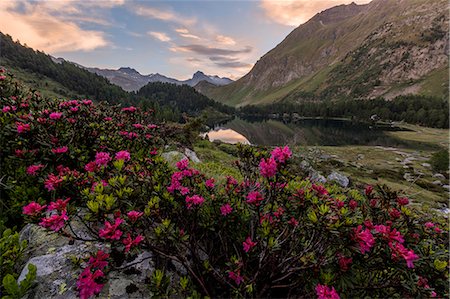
[259, 157, 277, 178]
[0, 75, 6, 80]
[396, 197, 409, 206]
[115, 150, 130, 161]
[127, 210, 143, 222]
[316, 284, 340, 299]
[44, 173, 63, 191]
[243, 236, 257, 253]
[246, 191, 264, 205]
[52, 146, 68, 154]
[288, 217, 299, 226]
[312, 184, 329, 196]
[338, 254, 353, 272]
[26, 164, 44, 176]
[16, 122, 30, 134]
[2, 106, 11, 113]
[121, 106, 137, 112]
[434, 226, 442, 233]
[95, 152, 111, 166]
[185, 195, 205, 209]
[425, 222, 435, 228]
[180, 187, 190, 195]
[271, 146, 292, 164]
[82, 99, 93, 105]
[88, 250, 109, 270]
[205, 178, 215, 189]
[23, 202, 46, 217]
[389, 242, 419, 268]
[49, 112, 63, 120]
[84, 161, 98, 173]
[349, 200, 358, 210]
[77, 268, 105, 299]
[122, 233, 144, 253]
[132, 123, 144, 129]
[353, 225, 375, 254]
[176, 159, 189, 170]
[389, 208, 401, 219]
[365, 185, 373, 196]
[228, 271, 244, 285]
[39, 211, 69, 231]
[374, 225, 404, 244]
[104, 117, 112, 121]
[48, 198, 70, 212]
[220, 203, 233, 216]
[99, 218, 123, 240]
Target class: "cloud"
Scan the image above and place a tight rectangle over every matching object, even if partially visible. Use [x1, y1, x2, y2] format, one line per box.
[148, 31, 171, 42]
[134, 5, 196, 26]
[215, 35, 236, 46]
[209, 56, 239, 62]
[171, 45, 252, 56]
[260, 0, 371, 26]
[0, 1, 109, 53]
[213, 61, 253, 69]
[175, 28, 201, 40]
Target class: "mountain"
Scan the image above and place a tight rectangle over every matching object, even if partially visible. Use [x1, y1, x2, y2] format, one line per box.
[197, 0, 448, 107]
[79, 64, 233, 92]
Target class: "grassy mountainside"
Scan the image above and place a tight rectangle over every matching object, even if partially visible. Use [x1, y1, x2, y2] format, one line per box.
[197, 0, 448, 106]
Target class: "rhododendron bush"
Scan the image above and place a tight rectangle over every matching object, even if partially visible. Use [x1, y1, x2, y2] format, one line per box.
[1, 72, 449, 298]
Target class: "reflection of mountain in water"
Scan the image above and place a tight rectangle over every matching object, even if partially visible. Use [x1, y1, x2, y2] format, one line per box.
[208, 118, 434, 149]
[203, 128, 250, 145]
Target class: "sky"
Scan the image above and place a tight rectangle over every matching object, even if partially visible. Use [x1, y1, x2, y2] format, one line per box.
[0, 0, 371, 80]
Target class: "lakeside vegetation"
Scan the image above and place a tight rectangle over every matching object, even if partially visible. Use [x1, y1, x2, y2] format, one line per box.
[1, 71, 448, 299]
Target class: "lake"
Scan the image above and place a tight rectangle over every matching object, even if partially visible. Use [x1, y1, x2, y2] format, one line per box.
[203, 118, 422, 147]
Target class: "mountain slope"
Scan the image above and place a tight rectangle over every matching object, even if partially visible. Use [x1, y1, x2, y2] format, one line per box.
[198, 0, 448, 107]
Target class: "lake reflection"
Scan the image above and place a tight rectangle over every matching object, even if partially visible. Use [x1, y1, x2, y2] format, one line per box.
[203, 128, 250, 145]
[203, 118, 425, 148]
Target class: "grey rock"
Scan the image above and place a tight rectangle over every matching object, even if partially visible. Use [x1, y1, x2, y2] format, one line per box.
[161, 151, 187, 164]
[421, 163, 431, 168]
[403, 173, 415, 182]
[299, 160, 310, 170]
[443, 185, 450, 190]
[432, 180, 443, 186]
[327, 171, 349, 188]
[184, 148, 201, 163]
[310, 169, 327, 184]
[433, 173, 446, 180]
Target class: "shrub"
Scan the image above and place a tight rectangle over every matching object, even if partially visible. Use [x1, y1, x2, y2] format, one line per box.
[1, 72, 448, 298]
[430, 150, 449, 173]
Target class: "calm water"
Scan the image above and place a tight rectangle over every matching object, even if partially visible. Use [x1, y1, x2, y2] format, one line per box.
[204, 118, 421, 147]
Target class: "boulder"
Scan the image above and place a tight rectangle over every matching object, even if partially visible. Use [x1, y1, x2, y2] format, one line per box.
[327, 171, 350, 188]
[18, 221, 155, 299]
[184, 148, 201, 163]
[161, 151, 187, 164]
[309, 169, 327, 184]
[433, 173, 446, 180]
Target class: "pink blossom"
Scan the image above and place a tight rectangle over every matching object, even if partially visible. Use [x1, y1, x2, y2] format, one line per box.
[185, 195, 205, 209]
[316, 284, 340, 299]
[147, 124, 158, 129]
[375, 225, 404, 244]
[132, 123, 144, 129]
[23, 202, 47, 217]
[49, 112, 63, 120]
[365, 185, 373, 196]
[0, 75, 6, 81]
[220, 204, 233, 216]
[348, 200, 358, 210]
[16, 122, 30, 134]
[127, 211, 143, 222]
[243, 236, 257, 253]
[115, 150, 130, 161]
[312, 184, 329, 196]
[389, 208, 401, 219]
[434, 226, 442, 233]
[77, 268, 105, 299]
[104, 117, 112, 121]
[176, 159, 189, 170]
[259, 157, 277, 178]
[52, 146, 68, 154]
[205, 178, 215, 189]
[271, 146, 292, 164]
[39, 211, 69, 231]
[44, 173, 63, 191]
[82, 100, 93, 105]
[228, 270, 244, 285]
[70, 107, 79, 113]
[122, 233, 144, 253]
[180, 187, 190, 195]
[88, 250, 109, 270]
[353, 225, 375, 254]
[95, 152, 111, 166]
[246, 191, 264, 205]
[2, 106, 11, 113]
[396, 197, 409, 206]
[425, 222, 435, 228]
[288, 217, 299, 226]
[99, 218, 123, 240]
[26, 164, 44, 176]
[337, 254, 352, 272]
[389, 242, 419, 268]
[48, 198, 70, 212]
[84, 161, 98, 173]
[121, 106, 137, 113]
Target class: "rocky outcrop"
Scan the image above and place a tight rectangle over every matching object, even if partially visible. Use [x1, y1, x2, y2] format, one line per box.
[17, 220, 155, 299]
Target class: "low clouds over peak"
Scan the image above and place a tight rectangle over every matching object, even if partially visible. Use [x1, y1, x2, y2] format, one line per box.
[260, 0, 371, 26]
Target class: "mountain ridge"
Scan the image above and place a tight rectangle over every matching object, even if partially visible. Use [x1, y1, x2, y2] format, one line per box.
[196, 0, 448, 107]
